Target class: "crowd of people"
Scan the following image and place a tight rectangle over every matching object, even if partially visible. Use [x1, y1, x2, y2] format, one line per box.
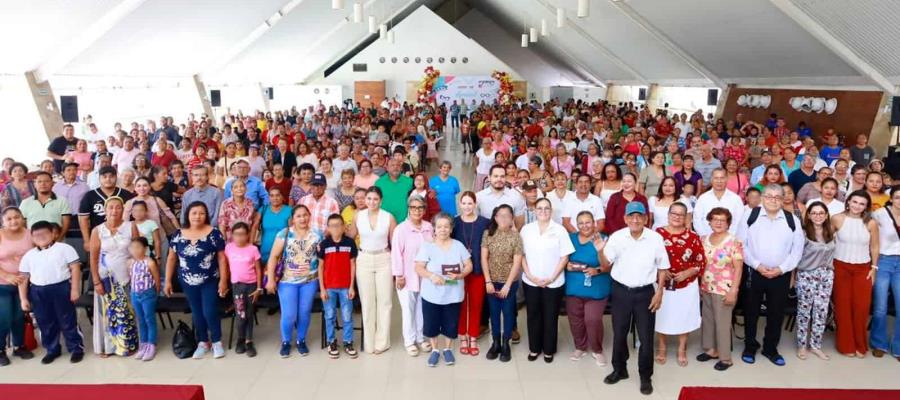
[0, 96, 898, 396]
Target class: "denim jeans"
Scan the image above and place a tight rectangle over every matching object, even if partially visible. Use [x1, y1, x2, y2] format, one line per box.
[278, 280, 318, 343]
[486, 281, 519, 341]
[131, 289, 158, 344]
[0, 284, 24, 351]
[871, 254, 900, 355]
[181, 279, 222, 343]
[323, 288, 354, 344]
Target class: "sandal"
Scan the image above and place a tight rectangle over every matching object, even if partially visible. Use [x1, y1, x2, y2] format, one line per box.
[810, 349, 830, 360]
[469, 339, 480, 356]
[459, 336, 470, 355]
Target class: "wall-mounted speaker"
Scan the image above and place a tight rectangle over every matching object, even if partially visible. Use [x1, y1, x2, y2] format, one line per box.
[266, 87, 274, 100]
[210, 90, 221, 107]
[60, 95, 79, 122]
[707, 89, 719, 106]
[638, 88, 647, 101]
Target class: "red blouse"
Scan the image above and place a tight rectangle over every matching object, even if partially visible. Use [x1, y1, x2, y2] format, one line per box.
[603, 191, 648, 235]
[655, 227, 706, 289]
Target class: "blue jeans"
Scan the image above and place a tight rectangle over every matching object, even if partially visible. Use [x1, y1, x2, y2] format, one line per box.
[0, 284, 24, 351]
[131, 289, 158, 344]
[486, 281, 519, 341]
[871, 254, 900, 355]
[181, 279, 222, 343]
[278, 280, 318, 343]
[324, 288, 354, 344]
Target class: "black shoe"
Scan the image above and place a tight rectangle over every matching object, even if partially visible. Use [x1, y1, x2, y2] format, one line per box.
[41, 353, 60, 365]
[486, 341, 500, 360]
[0, 351, 9, 366]
[714, 361, 732, 371]
[696, 353, 718, 362]
[527, 352, 539, 362]
[245, 342, 257, 358]
[297, 341, 310, 356]
[640, 380, 653, 395]
[13, 347, 34, 360]
[543, 354, 554, 363]
[267, 307, 279, 316]
[70, 352, 84, 364]
[499, 340, 511, 363]
[604, 370, 629, 385]
[235, 340, 247, 354]
[328, 341, 340, 359]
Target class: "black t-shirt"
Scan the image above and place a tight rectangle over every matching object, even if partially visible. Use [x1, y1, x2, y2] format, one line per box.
[152, 181, 178, 209]
[48, 136, 78, 172]
[78, 187, 135, 230]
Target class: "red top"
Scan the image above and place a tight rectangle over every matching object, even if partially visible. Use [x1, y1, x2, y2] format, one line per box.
[603, 191, 648, 235]
[265, 177, 292, 199]
[655, 227, 706, 289]
[151, 150, 178, 168]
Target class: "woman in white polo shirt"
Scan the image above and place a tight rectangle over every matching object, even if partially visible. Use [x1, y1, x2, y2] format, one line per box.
[521, 197, 575, 363]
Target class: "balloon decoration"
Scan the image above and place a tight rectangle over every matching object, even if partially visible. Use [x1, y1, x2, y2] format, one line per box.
[492, 70, 516, 105]
[417, 65, 441, 105]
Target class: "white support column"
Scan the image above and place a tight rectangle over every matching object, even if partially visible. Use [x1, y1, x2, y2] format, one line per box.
[609, 0, 725, 89]
[645, 83, 660, 112]
[714, 84, 735, 120]
[770, 0, 895, 95]
[193, 74, 214, 118]
[24, 71, 64, 141]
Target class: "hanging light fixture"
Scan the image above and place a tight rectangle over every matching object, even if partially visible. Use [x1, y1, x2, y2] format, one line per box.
[530, 27, 538, 42]
[577, 0, 589, 18]
[332, 0, 344, 10]
[353, 2, 363, 23]
[521, 34, 528, 47]
[541, 19, 548, 36]
[387, 30, 395, 44]
[379, 23, 387, 39]
[521, 11, 528, 47]
[556, 7, 565, 28]
[368, 15, 376, 33]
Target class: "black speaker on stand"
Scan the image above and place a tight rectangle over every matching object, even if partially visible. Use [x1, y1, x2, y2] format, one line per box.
[210, 90, 221, 107]
[638, 88, 647, 101]
[707, 89, 719, 106]
[60, 96, 79, 122]
[266, 87, 274, 100]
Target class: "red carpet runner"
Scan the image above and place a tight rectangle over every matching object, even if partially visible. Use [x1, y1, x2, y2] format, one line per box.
[679, 386, 897, 400]
[0, 384, 204, 400]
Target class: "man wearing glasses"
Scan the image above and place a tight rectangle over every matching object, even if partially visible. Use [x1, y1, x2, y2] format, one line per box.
[600, 202, 669, 395]
[736, 184, 804, 367]
[693, 169, 744, 237]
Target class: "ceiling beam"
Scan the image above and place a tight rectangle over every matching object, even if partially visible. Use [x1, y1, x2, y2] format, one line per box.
[203, 0, 308, 77]
[769, 0, 896, 94]
[608, 0, 726, 89]
[35, 0, 148, 82]
[532, 0, 648, 85]
[538, 37, 607, 87]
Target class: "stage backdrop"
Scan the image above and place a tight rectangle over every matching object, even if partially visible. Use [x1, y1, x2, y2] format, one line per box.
[432, 75, 499, 105]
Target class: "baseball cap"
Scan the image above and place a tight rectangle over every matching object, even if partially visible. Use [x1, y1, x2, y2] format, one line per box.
[311, 173, 327, 186]
[527, 141, 538, 148]
[521, 179, 538, 191]
[625, 201, 646, 216]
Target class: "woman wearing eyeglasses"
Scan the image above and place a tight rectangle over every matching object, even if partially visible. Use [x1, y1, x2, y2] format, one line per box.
[521, 198, 575, 363]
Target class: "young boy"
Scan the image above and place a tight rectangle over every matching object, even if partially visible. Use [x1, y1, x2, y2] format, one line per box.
[18, 221, 85, 364]
[317, 213, 358, 359]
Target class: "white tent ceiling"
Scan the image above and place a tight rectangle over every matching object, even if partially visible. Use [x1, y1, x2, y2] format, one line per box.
[1, 0, 897, 91]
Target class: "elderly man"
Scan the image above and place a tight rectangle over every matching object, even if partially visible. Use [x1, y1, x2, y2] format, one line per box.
[601, 202, 669, 396]
[298, 173, 340, 234]
[788, 150, 819, 193]
[181, 165, 223, 226]
[737, 184, 804, 367]
[477, 164, 525, 225]
[224, 160, 269, 209]
[749, 150, 775, 186]
[694, 144, 722, 187]
[693, 168, 744, 237]
[333, 145, 358, 175]
[375, 158, 414, 223]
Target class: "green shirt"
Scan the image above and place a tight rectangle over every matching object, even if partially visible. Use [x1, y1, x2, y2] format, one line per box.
[375, 174, 413, 223]
[19, 194, 70, 228]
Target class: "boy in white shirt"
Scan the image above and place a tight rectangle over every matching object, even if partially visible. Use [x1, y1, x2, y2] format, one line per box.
[18, 221, 84, 364]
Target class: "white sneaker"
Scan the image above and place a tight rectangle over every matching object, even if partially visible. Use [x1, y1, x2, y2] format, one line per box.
[592, 352, 607, 366]
[418, 341, 433, 353]
[570, 349, 586, 361]
[212, 342, 226, 359]
[192, 342, 210, 359]
[406, 344, 419, 357]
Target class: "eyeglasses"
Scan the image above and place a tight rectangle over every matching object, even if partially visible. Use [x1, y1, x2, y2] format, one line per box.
[808, 211, 827, 216]
[763, 194, 783, 201]
[409, 205, 425, 211]
[710, 218, 729, 223]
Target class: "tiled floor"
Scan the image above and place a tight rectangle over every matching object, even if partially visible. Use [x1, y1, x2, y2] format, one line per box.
[3, 130, 898, 398]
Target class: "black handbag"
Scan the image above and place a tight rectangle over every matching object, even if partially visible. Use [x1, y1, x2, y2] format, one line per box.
[172, 320, 197, 359]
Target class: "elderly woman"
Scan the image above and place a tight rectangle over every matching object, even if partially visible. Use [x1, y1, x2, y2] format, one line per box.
[698, 207, 743, 371]
[89, 196, 138, 357]
[0, 207, 35, 364]
[265, 205, 322, 358]
[481, 204, 522, 362]
[333, 169, 357, 211]
[522, 197, 575, 363]
[165, 201, 228, 359]
[415, 212, 473, 367]
[218, 179, 257, 240]
[391, 195, 435, 356]
[654, 202, 706, 367]
[565, 211, 612, 366]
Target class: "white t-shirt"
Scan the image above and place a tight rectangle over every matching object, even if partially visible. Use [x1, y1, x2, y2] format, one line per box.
[545, 189, 574, 224]
[693, 190, 745, 237]
[332, 157, 358, 175]
[112, 148, 140, 173]
[19, 242, 79, 286]
[603, 227, 670, 288]
[520, 221, 575, 289]
[807, 197, 844, 217]
[873, 208, 900, 256]
[564, 193, 605, 223]
[476, 187, 525, 219]
[475, 149, 496, 175]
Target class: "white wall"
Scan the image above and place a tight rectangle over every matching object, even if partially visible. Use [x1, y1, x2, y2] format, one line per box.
[572, 86, 609, 103]
[318, 6, 525, 101]
[0, 75, 49, 166]
[606, 85, 717, 116]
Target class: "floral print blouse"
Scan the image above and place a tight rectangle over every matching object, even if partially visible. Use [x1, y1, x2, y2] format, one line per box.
[276, 228, 322, 285]
[656, 227, 706, 289]
[218, 198, 256, 239]
[170, 228, 226, 286]
[701, 233, 744, 296]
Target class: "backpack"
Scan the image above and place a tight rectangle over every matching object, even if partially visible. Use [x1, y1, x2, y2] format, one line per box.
[746, 206, 796, 232]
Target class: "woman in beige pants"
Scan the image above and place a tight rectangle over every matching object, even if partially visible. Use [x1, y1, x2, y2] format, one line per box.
[350, 187, 396, 354]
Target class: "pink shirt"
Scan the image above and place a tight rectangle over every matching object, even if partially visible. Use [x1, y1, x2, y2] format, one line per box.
[298, 193, 340, 234]
[224, 242, 261, 284]
[0, 231, 32, 285]
[390, 220, 434, 292]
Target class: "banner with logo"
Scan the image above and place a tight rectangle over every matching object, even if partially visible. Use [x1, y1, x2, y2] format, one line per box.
[432, 75, 499, 106]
